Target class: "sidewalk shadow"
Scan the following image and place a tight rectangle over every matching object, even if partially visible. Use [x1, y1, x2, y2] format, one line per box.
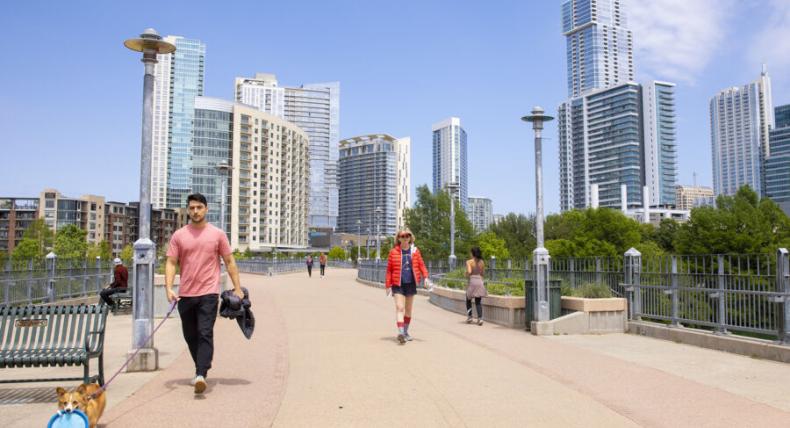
[0, 386, 55, 405]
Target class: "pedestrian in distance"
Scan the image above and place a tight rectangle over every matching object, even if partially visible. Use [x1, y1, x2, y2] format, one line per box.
[319, 252, 327, 278]
[99, 258, 128, 309]
[385, 228, 429, 344]
[306, 254, 314, 277]
[464, 246, 487, 325]
[165, 193, 245, 395]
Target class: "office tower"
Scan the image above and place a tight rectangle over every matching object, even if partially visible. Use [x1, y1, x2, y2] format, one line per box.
[337, 134, 410, 237]
[674, 185, 714, 211]
[765, 104, 790, 214]
[642, 81, 678, 206]
[0, 197, 39, 253]
[562, 0, 633, 98]
[151, 36, 206, 209]
[710, 68, 774, 196]
[236, 74, 340, 229]
[468, 197, 494, 232]
[194, 97, 310, 251]
[432, 117, 468, 211]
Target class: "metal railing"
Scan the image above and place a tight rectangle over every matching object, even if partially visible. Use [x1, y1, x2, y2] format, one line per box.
[1, 257, 115, 306]
[355, 249, 790, 343]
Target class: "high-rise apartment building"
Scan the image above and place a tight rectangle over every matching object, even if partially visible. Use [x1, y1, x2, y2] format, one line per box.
[765, 104, 790, 214]
[337, 134, 410, 237]
[674, 185, 714, 211]
[0, 198, 39, 253]
[559, 83, 643, 210]
[151, 36, 206, 209]
[236, 74, 340, 229]
[432, 117, 468, 211]
[194, 97, 310, 251]
[710, 69, 774, 196]
[562, 0, 633, 98]
[468, 197, 493, 232]
[558, 0, 676, 211]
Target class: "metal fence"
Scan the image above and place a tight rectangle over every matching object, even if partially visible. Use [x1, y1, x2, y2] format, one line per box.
[237, 258, 356, 275]
[1, 257, 115, 306]
[356, 249, 790, 342]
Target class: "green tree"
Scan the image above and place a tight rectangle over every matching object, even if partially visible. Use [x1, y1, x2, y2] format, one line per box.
[54, 225, 88, 259]
[380, 237, 394, 258]
[327, 246, 346, 260]
[120, 244, 134, 262]
[474, 231, 510, 260]
[86, 240, 111, 261]
[654, 219, 680, 252]
[544, 208, 641, 257]
[675, 186, 790, 254]
[14, 218, 53, 260]
[403, 185, 475, 261]
[11, 239, 40, 261]
[488, 213, 535, 261]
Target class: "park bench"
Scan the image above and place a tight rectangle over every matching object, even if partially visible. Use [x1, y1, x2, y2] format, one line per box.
[109, 288, 133, 314]
[0, 304, 108, 385]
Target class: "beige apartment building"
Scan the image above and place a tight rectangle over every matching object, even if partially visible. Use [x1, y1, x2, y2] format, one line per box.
[39, 189, 106, 244]
[675, 185, 715, 210]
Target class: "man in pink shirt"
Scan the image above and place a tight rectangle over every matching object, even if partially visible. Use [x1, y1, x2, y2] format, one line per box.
[165, 193, 244, 394]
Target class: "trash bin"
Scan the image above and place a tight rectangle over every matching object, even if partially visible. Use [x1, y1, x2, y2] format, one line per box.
[524, 279, 562, 330]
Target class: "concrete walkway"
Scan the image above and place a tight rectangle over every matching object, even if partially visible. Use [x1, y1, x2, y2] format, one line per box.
[3, 269, 790, 427]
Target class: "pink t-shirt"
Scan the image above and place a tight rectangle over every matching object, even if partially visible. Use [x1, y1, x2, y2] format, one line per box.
[167, 223, 232, 297]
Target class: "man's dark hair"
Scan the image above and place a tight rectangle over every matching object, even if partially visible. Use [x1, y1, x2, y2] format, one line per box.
[187, 193, 208, 207]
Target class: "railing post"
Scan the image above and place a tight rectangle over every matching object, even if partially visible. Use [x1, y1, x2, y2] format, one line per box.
[27, 259, 34, 303]
[624, 248, 641, 320]
[46, 252, 57, 303]
[507, 259, 512, 278]
[95, 256, 102, 293]
[715, 255, 728, 335]
[670, 255, 679, 326]
[82, 259, 88, 296]
[490, 256, 496, 281]
[777, 248, 789, 344]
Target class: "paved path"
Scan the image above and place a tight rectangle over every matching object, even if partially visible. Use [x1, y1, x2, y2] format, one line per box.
[4, 269, 790, 427]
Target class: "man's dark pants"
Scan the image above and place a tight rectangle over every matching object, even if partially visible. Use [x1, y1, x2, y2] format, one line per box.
[99, 287, 125, 306]
[178, 294, 219, 377]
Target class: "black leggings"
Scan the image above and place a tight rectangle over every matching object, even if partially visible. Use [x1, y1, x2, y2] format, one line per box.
[466, 298, 482, 319]
[320, 265, 326, 276]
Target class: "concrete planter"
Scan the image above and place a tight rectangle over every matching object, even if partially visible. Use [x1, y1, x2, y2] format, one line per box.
[429, 286, 526, 328]
[561, 296, 627, 312]
[531, 296, 628, 335]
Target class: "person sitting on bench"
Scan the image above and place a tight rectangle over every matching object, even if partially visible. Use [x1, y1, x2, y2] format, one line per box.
[99, 258, 128, 308]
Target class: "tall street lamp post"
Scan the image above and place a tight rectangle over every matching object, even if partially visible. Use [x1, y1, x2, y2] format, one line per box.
[445, 182, 460, 269]
[124, 28, 175, 371]
[522, 106, 554, 322]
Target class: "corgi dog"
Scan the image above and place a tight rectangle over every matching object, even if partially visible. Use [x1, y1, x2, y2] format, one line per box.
[56, 383, 106, 428]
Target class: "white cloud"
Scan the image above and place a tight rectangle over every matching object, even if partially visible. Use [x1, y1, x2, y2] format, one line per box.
[750, 0, 790, 91]
[624, 0, 734, 83]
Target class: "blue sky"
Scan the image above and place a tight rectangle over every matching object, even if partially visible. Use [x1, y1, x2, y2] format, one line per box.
[1, 0, 789, 215]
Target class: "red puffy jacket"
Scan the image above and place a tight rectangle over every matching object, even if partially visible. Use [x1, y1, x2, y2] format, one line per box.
[385, 244, 429, 288]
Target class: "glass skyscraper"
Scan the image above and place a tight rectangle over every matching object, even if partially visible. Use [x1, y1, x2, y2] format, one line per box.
[562, 0, 633, 98]
[710, 69, 773, 197]
[765, 104, 790, 213]
[432, 117, 468, 211]
[151, 36, 206, 210]
[191, 97, 233, 233]
[642, 82, 678, 206]
[468, 197, 493, 232]
[236, 74, 340, 229]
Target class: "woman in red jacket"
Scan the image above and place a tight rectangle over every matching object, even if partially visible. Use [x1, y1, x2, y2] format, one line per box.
[386, 228, 429, 344]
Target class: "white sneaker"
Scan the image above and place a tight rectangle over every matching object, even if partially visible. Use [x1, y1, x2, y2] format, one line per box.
[193, 375, 207, 394]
